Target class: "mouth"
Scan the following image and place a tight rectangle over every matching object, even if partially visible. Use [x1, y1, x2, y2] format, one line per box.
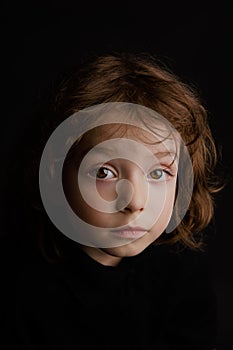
[110, 226, 148, 239]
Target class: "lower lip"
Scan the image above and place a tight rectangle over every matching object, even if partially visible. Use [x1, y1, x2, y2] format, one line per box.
[110, 230, 147, 239]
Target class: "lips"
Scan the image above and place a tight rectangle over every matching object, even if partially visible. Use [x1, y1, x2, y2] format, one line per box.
[110, 226, 147, 239]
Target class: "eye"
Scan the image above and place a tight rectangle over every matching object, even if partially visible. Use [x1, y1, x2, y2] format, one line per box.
[148, 168, 171, 181]
[89, 166, 117, 180]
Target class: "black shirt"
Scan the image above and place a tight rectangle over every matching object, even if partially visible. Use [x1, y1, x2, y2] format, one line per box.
[3, 242, 217, 349]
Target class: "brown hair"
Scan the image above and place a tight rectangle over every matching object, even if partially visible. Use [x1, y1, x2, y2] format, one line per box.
[30, 52, 224, 259]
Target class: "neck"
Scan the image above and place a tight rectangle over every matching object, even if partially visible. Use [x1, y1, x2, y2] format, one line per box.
[82, 245, 122, 266]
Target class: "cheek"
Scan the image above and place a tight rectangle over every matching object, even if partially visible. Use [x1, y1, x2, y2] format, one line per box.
[148, 180, 176, 211]
[79, 178, 119, 216]
[96, 181, 118, 201]
[67, 188, 109, 226]
[162, 180, 177, 209]
[147, 180, 176, 231]
[63, 171, 114, 226]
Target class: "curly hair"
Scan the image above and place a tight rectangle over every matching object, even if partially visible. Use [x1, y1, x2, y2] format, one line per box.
[28, 52, 224, 260]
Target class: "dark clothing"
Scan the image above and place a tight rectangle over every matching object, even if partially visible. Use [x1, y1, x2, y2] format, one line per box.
[3, 242, 217, 349]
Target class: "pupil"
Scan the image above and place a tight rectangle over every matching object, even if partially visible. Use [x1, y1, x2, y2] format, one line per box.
[151, 169, 163, 179]
[97, 168, 108, 178]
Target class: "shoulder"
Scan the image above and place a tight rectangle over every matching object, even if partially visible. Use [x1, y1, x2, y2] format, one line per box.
[15, 259, 69, 300]
[149, 242, 210, 275]
[148, 243, 215, 298]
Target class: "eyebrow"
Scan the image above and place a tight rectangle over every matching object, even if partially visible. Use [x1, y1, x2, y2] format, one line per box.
[84, 147, 177, 159]
[151, 151, 176, 158]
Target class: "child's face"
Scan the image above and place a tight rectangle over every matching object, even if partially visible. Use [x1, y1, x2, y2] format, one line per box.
[63, 123, 178, 258]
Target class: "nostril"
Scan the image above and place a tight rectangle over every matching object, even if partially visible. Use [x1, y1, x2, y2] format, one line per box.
[120, 204, 144, 213]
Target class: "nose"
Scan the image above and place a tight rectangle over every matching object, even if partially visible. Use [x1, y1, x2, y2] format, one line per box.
[116, 172, 147, 213]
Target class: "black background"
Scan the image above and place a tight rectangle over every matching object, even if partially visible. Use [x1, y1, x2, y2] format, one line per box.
[1, 1, 233, 349]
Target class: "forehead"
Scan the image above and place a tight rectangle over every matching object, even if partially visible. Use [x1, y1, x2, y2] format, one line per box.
[79, 123, 177, 152]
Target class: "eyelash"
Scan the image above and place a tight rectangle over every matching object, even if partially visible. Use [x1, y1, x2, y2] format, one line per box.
[88, 165, 173, 181]
[89, 166, 117, 180]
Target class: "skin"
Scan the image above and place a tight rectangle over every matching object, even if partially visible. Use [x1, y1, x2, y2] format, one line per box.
[63, 124, 178, 266]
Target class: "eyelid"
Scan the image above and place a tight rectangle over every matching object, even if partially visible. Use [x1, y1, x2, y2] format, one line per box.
[147, 166, 175, 182]
[148, 163, 176, 175]
[86, 162, 176, 180]
[88, 164, 118, 179]
[99, 164, 118, 175]
[160, 166, 174, 176]
[147, 168, 170, 181]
